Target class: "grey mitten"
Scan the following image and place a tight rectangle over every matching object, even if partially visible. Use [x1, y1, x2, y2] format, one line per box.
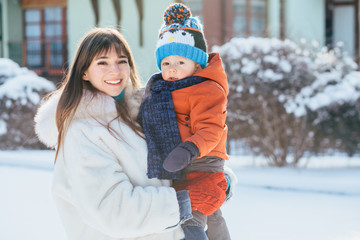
[163, 142, 200, 172]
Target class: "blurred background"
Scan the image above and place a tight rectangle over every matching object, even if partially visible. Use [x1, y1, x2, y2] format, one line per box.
[1, 0, 360, 159]
[0, 0, 360, 163]
[0, 0, 360, 239]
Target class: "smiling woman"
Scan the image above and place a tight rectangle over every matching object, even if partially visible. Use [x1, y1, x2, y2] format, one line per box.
[52, 27, 143, 161]
[33, 27, 194, 240]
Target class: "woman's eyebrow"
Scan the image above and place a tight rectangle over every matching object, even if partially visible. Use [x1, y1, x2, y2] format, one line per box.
[95, 55, 127, 60]
[95, 55, 108, 60]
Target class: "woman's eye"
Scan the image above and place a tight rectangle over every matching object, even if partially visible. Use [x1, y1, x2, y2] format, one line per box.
[119, 60, 128, 64]
[98, 61, 107, 65]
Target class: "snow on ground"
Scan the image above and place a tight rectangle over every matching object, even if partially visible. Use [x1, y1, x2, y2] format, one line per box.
[1, 150, 360, 240]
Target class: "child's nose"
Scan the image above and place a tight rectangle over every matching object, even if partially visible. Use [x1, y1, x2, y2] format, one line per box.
[169, 65, 177, 72]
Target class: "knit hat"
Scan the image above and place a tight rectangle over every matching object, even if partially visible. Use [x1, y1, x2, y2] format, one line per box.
[155, 3, 208, 70]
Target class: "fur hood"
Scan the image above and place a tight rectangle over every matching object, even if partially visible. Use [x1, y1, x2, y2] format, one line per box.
[34, 84, 144, 149]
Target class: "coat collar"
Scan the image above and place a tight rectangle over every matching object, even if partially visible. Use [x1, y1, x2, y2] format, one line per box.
[34, 85, 144, 149]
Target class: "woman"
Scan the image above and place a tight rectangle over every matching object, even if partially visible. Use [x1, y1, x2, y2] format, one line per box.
[34, 27, 193, 240]
[34, 27, 236, 240]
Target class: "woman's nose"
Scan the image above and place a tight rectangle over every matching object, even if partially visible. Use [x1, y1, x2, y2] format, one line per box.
[110, 63, 121, 73]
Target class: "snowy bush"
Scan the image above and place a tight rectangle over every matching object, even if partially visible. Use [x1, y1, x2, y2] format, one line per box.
[284, 41, 358, 117]
[284, 42, 360, 156]
[0, 58, 56, 149]
[215, 37, 360, 166]
[308, 99, 360, 156]
[214, 37, 315, 166]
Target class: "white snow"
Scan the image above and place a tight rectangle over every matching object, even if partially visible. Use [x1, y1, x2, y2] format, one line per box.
[0, 58, 56, 105]
[279, 59, 292, 73]
[259, 68, 284, 81]
[242, 60, 258, 75]
[0, 58, 56, 138]
[0, 58, 28, 78]
[1, 150, 360, 240]
[285, 71, 360, 117]
[213, 37, 360, 117]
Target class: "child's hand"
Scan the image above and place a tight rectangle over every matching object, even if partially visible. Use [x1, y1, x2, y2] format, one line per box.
[163, 142, 199, 172]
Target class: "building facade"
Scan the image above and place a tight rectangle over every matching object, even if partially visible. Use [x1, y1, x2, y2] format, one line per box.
[183, 0, 359, 63]
[0, 0, 358, 83]
[0, 0, 174, 82]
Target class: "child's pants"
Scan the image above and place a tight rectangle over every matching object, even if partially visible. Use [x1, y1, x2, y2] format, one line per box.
[182, 209, 231, 240]
[206, 209, 231, 240]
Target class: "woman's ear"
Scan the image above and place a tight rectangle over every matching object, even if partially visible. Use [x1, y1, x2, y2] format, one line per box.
[82, 72, 89, 81]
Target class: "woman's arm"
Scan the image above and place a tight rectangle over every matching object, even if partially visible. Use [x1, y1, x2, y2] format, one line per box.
[60, 123, 185, 238]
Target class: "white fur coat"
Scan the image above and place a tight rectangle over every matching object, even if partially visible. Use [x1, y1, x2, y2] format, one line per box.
[34, 89, 184, 240]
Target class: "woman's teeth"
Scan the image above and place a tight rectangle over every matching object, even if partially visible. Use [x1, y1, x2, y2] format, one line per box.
[105, 80, 121, 84]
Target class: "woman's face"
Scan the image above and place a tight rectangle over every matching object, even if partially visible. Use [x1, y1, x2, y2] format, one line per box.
[83, 47, 130, 97]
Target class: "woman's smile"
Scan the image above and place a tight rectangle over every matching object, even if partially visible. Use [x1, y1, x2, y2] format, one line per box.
[105, 79, 122, 85]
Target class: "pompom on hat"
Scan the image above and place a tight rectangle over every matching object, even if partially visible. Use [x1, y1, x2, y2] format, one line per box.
[155, 3, 208, 69]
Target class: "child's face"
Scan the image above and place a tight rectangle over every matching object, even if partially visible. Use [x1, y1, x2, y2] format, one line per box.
[160, 55, 201, 81]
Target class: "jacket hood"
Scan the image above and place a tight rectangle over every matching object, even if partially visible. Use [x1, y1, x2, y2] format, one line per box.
[193, 52, 228, 95]
[34, 84, 143, 149]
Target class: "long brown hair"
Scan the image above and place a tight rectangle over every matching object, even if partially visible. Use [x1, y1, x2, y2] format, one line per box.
[54, 27, 142, 161]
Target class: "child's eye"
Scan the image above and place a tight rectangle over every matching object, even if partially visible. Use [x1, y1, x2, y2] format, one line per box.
[178, 61, 185, 65]
[162, 62, 169, 66]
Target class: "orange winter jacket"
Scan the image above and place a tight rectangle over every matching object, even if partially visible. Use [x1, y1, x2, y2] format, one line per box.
[171, 53, 229, 160]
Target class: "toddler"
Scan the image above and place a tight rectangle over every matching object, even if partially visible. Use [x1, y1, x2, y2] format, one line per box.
[139, 4, 231, 240]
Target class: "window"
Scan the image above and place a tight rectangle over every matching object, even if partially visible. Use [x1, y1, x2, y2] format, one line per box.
[24, 7, 67, 74]
[233, 0, 268, 37]
[326, 0, 359, 63]
[25, 9, 41, 67]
